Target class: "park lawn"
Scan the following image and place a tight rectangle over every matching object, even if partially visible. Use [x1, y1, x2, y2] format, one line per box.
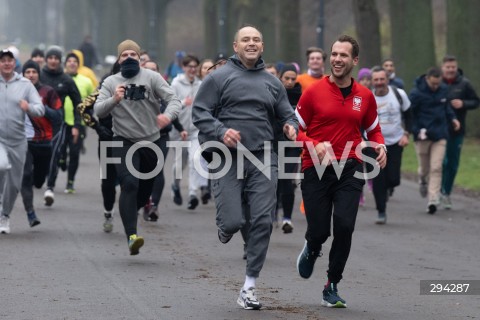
[401, 138, 480, 192]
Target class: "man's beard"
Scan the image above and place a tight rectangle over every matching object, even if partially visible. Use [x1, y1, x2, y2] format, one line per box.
[331, 64, 354, 81]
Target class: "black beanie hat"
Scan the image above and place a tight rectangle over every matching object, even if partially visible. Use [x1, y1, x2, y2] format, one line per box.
[65, 52, 79, 64]
[46, 46, 62, 60]
[31, 48, 44, 58]
[279, 64, 298, 78]
[22, 59, 41, 75]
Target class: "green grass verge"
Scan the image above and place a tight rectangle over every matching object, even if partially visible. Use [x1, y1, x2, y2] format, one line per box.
[401, 138, 480, 192]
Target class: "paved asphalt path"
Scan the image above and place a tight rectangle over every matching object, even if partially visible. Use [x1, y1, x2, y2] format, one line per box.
[1, 134, 479, 320]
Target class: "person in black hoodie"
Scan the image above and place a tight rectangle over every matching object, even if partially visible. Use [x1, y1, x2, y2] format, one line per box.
[40, 46, 82, 207]
[440, 55, 479, 209]
[21, 60, 62, 228]
[76, 61, 119, 233]
[275, 64, 302, 233]
[409, 67, 460, 214]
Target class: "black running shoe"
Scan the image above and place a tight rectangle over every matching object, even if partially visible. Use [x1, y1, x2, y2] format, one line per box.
[148, 206, 159, 222]
[427, 203, 437, 214]
[59, 158, 67, 172]
[281, 220, 293, 233]
[187, 196, 199, 210]
[171, 184, 182, 205]
[200, 186, 211, 204]
[27, 211, 41, 227]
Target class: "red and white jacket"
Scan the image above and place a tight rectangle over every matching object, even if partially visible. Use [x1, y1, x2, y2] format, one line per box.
[296, 76, 384, 171]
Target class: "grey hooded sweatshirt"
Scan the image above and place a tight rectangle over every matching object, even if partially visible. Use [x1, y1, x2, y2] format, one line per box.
[0, 72, 44, 146]
[192, 55, 298, 151]
[94, 68, 181, 142]
[170, 73, 202, 137]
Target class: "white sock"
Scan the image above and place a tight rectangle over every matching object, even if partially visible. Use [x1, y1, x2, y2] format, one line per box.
[243, 275, 256, 290]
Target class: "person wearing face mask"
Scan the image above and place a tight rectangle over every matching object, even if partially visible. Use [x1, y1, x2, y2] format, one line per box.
[94, 39, 181, 255]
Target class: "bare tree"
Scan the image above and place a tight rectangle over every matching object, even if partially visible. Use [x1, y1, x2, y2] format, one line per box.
[151, 0, 171, 64]
[446, 0, 480, 137]
[278, 0, 301, 63]
[352, 0, 381, 69]
[203, 0, 218, 59]
[389, 0, 436, 91]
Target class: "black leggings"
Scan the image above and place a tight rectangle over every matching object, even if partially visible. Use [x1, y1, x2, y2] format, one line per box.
[150, 134, 169, 207]
[112, 136, 160, 238]
[97, 140, 117, 212]
[276, 147, 301, 219]
[21, 142, 52, 213]
[60, 125, 84, 183]
[372, 143, 403, 213]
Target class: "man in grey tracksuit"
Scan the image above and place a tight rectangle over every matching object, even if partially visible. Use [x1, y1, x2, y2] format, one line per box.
[0, 49, 45, 234]
[192, 26, 298, 310]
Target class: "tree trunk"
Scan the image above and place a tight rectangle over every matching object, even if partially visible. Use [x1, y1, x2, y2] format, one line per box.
[63, 0, 89, 51]
[352, 0, 381, 69]
[153, 0, 171, 66]
[250, 0, 276, 63]
[97, 0, 123, 60]
[446, 0, 480, 137]
[278, 0, 301, 64]
[389, 0, 435, 92]
[203, 0, 218, 59]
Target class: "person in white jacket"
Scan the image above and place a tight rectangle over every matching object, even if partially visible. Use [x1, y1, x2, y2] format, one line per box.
[0, 49, 45, 234]
[169, 54, 210, 210]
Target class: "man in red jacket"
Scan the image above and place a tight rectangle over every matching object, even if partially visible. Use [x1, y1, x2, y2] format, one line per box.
[295, 35, 386, 308]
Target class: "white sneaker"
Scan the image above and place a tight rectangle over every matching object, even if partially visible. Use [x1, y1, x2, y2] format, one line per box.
[103, 211, 114, 233]
[0, 215, 11, 234]
[441, 194, 452, 210]
[237, 287, 262, 310]
[44, 189, 54, 206]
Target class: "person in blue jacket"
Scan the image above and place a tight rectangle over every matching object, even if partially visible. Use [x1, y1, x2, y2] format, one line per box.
[409, 67, 460, 214]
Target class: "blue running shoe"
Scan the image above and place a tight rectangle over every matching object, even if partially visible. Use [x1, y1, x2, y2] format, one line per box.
[296, 241, 322, 279]
[27, 211, 41, 227]
[322, 283, 347, 308]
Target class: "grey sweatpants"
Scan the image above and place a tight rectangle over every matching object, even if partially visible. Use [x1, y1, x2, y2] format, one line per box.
[0, 140, 27, 217]
[211, 150, 278, 278]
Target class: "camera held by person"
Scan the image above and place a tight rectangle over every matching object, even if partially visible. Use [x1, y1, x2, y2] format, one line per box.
[123, 84, 146, 101]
